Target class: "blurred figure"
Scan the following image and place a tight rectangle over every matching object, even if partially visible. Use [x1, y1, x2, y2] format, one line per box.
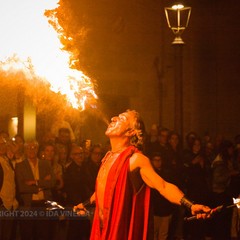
[213, 133, 225, 155]
[183, 132, 198, 160]
[211, 140, 237, 240]
[232, 135, 240, 196]
[202, 131, 212, 146]
[13, 134, 25, 164]
[51, 120, 76, 143]
[233, 134, 240, 166]
[55, 128, 73, 161]
[64, 145, 91, 240]
[145, 124, 160, 157]
[83, 144, 103, 194]
[183, 136, 201, 167]
[56, 128, 72, 145]
[166, 131, 184, 186]
[166, 131, 185, 240]
[202, 141, 216, 168]
[231, 194, 240, 240]
[56, 143, 69, 170]
[82, 139, 92, 160]
[41, 142, 64, 240]
[0, 136, 18, 240]
[230, 136, 240, 240]
[6, 140, 17, 168]
[41, 131, 56, 145]
[184, 138, 212, 240]
[158, 128, 170, 166]
[0, 131, 10, 142]
[15, 140, 55, 240]
[6, 137, 24, 169]
[41, 143, 64, 203]
[150, 152, 175, 240]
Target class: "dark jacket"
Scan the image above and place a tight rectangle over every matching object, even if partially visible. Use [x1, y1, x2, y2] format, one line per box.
[15, 159, 55, 207]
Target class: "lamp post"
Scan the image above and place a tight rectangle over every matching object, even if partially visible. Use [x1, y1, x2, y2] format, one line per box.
[164, 3, 191, 137]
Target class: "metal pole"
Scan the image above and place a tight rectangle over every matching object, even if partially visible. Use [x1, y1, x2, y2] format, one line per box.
[173, 43, 184, 137]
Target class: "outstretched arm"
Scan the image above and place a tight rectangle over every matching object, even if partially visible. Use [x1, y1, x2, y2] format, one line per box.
[130, 152, 211, 217]
[130, 153, 184, 204]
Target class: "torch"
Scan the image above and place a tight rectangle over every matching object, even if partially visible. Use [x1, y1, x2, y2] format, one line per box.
[45, 200, 93, 218]
[184, 197, 240, 221]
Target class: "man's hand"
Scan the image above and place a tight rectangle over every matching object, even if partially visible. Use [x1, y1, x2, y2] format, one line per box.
[73, 203, 87, 216]
[191, 204, 211, 219]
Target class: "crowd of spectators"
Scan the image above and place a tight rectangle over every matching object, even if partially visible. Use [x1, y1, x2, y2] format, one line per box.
[0, 127, 104, 240]
[0, 122, 239, 240]
[145, 126, 240, 240]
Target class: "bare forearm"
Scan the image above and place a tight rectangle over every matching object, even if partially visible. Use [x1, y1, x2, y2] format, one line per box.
[157, 181, 184, 205]
[159, 182, 211, 217]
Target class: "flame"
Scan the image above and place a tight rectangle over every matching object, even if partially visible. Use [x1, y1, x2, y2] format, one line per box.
[233, 197, 240, 209]
[0, 0, 97, 110]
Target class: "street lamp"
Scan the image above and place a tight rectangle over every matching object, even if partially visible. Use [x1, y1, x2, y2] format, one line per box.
[165, 3, 191, 44]
[164, 2, 191, 138]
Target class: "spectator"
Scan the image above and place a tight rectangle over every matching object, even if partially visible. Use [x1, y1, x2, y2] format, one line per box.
[13, 134, 25, 164]
[202, 141, 216, 169]
[183, 131, 198, 162]
[184, 138, 212, 239]
[15, 140, 55, 240]
[55, 128, 73, 160]
[158, 128, 170, 166]
[166, 131, 185, 240]
[211, 140, 236, 240]
[41, 143, 64, 203]
[0, 136, 18, 240]
[83, 144, 103, 194]
[64, 145, 91, 240]
[145, 124, 160, 157]
[213, 133, 225, 156]
[82, 139, 92, 161]
[150, 152, 175, 240]
[56, 143, 69, 171]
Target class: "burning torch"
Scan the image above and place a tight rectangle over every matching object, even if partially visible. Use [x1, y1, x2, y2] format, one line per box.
[184, 197, 240, 221]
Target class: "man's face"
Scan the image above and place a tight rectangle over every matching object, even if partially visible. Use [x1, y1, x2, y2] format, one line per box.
[192, 139, 201, 154]
[105, 111, 134, 138]
[25, 142, 39, 160]
[151, 156, 162, 169]
[159, 130, 168, 145]
[90, 147, 103, 165]
[70, 146, 84, 166]
[43, 145, 55, 161]
[58, 146, 67, 161]
[59, 131, 70, 144]
[169, 134, 179, 147]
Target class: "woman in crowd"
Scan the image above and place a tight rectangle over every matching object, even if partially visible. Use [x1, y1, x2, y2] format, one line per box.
[211, 140, 239, 240]
[183, 137, 212, 240]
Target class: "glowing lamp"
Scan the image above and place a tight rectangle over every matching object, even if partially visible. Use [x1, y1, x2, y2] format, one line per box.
[165, 3, 191, 44]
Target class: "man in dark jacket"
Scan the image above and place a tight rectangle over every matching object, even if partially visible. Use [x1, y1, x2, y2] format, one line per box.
[64, 145, 91, 240]
[15, 140, 55, 240]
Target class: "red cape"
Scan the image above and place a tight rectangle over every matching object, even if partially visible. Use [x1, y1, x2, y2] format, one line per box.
[90, 146, 151, 240]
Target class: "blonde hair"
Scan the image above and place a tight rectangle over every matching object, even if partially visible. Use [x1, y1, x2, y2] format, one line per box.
[126, 110, 144, 148]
